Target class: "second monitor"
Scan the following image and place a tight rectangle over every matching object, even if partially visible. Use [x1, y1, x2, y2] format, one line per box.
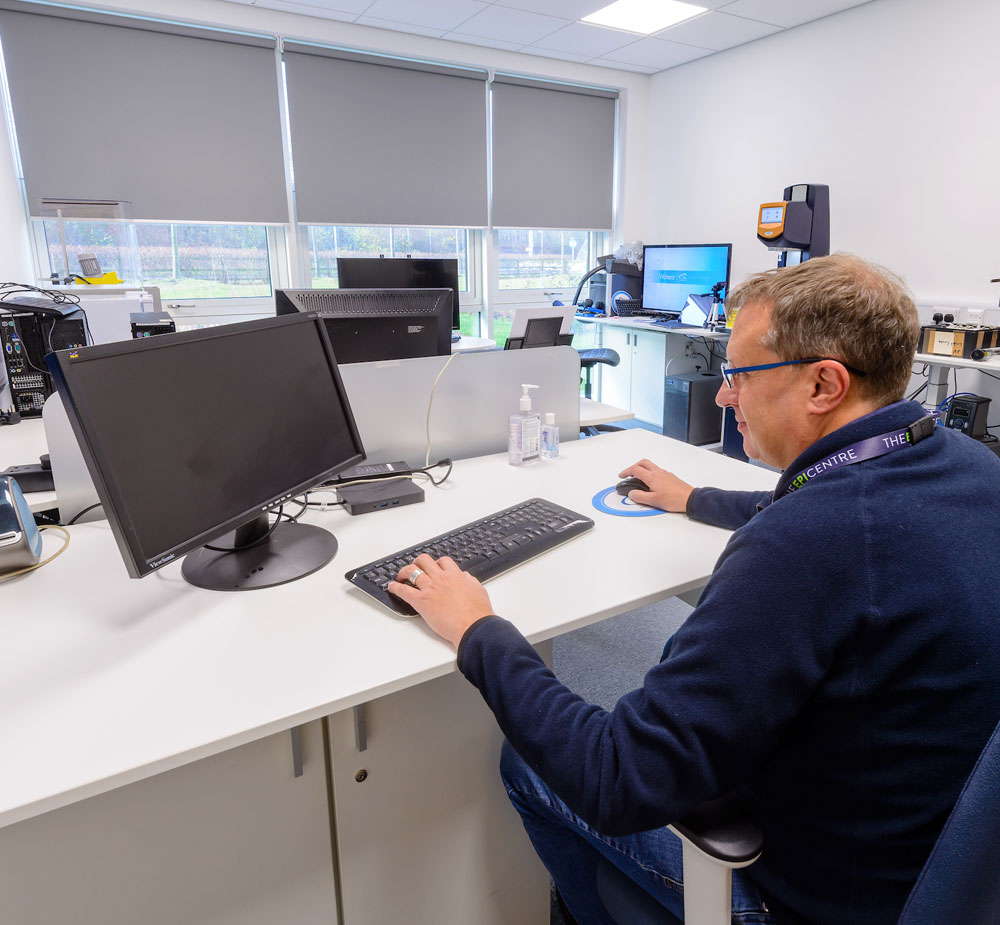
[275, 288, 454, 363]
[336, 257, 461, 332]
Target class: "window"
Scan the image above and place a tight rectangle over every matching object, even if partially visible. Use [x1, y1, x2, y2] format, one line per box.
[37, 220, 276, 301]
[304, 225, 481, 336]
[495, 229, 608, 297]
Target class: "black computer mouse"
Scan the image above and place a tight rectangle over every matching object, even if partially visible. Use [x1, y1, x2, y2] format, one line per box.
[616, 476, 650, 496]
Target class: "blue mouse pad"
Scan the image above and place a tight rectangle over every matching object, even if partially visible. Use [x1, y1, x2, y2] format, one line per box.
[592, 486, 666, 517]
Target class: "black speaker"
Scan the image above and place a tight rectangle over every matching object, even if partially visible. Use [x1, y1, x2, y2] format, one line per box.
[662, 371, 723, 445]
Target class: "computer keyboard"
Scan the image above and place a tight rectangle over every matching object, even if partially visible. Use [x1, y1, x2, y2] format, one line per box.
[346, 498, 595, 615]
[613, 299, 643, 316]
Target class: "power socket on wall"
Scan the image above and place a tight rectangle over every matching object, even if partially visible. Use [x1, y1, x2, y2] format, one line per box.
[967, 309, 985, 325]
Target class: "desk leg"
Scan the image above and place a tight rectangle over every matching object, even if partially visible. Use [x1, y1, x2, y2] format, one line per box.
[326, 643, 552, 925]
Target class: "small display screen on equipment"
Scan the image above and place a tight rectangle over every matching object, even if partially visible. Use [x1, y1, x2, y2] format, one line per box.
[760, 206, 784, 224]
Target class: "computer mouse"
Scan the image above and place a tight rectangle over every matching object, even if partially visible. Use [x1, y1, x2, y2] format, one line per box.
[616, 476, 650, 496]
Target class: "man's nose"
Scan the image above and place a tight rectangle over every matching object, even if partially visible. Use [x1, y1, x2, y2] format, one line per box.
[716, 380, 737, 409]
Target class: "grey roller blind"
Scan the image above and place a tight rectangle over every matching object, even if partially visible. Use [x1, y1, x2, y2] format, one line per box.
[492, 78, 616, 230]
[0, 6, 287, 222]
[284, 45, 488, 227]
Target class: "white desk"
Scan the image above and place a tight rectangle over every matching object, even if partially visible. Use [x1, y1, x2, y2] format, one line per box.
[914, 351, 1000, 410]
[0, 429, 777, 924]
[580, 396, 635, 427]
[452, 334, 497, 352]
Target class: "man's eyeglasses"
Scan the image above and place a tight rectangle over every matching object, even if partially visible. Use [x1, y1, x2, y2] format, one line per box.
[719, 357, 867, 388]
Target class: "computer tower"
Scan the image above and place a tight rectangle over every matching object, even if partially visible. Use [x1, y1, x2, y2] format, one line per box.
[0, 311, 87, 416]
[662, 371, 723, 445]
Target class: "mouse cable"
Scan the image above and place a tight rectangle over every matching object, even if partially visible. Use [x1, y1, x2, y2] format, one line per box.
[0, 524, 70, 582]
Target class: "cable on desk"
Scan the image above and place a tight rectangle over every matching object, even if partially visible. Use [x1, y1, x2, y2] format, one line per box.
[0, 524, 70, 582]
[67, 501, 103, 525]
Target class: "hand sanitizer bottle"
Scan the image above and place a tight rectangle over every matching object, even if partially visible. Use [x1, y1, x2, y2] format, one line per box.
[508, 384, 540, 465]
[541, 412, 559, 459]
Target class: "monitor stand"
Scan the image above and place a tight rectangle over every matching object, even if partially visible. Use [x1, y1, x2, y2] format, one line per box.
[181, 512, 338, 591]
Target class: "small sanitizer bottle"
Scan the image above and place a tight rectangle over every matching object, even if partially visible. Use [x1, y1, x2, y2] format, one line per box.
[541, 412, 559, 459]
[508, 384, 540, 465]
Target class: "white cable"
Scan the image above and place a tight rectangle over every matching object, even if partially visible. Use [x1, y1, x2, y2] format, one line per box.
[425, 352, 461, 468]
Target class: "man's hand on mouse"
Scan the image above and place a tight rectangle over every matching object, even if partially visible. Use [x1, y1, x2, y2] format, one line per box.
[618, 459, 694, 513]
[388, 554, 494, 650]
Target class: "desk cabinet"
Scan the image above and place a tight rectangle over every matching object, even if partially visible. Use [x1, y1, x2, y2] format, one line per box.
[328, 651, 551, 925]
[0, 721, 337, 925]
[599, 326, 668, 426]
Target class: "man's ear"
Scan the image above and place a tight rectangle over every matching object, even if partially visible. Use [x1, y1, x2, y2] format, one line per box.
[806, 361, 852, 414]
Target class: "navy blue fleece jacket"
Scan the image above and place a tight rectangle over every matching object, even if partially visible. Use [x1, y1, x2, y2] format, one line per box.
[457, 401, 1000, 924]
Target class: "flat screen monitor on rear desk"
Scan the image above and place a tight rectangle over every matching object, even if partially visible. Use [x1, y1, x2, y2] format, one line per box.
[275, 287, 454, 363]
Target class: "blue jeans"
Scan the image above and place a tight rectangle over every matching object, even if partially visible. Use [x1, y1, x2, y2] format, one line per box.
[500, 742, 775, 925]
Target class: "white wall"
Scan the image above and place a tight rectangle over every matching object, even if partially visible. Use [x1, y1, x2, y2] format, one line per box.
[0, 0, 651, 285]
[642, 0, 1000, 313]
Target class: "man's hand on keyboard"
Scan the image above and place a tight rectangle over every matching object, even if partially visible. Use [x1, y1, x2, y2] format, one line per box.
[618, 459, 695, 513]
[389, 553, 495, 649]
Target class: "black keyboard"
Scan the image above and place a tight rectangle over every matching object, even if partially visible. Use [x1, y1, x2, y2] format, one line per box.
[613, 298, 643, 316]
[346, 498, 595, 615]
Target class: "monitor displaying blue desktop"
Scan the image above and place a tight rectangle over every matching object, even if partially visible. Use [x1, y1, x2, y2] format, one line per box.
[642, 244, 732, 316]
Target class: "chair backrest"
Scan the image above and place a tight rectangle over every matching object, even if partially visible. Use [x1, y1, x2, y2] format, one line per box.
[897, 716, 1000, 923]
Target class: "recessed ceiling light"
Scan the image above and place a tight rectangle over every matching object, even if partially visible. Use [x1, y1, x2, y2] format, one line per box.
[583, 0, 706, 35]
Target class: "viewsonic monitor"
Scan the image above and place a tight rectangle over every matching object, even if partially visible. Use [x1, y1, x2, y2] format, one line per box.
[642, 243, 732, 316]
[336, 257, 461, 331]
[47, 313, 365, 591]
[275, 288, 452, 363]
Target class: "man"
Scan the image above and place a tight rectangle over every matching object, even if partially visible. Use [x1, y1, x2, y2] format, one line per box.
[388, 254, 1000, 924]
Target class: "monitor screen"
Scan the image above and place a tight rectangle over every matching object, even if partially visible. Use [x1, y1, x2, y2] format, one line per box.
[275, 288, 453, 363]
[47, 313, 366, 590]
[336, 257, 461, 331]
[642, 244, 732, 315]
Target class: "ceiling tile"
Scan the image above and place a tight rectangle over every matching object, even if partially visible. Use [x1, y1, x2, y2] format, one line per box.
[518, 45, 595, 64]
[492, 0, 606, 18]
[719, 0, 872, 29]
[456, 5, 569, 44]
[657, 10, 781, 50]
[600, 35, 712, 68]
[355, 15, 448, 37]
[589, 57, 658, 74]
[363, 0, 487, 32]
[251, 0, 363, 20]
[530, 21, 636, 57]
[444, 31, 526, 52]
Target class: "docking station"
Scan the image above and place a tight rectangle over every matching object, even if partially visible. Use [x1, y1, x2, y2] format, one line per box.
[336, 478, 424, 515]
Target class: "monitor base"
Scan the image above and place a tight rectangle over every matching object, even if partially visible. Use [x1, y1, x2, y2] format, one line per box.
[181, 520, 338, 591]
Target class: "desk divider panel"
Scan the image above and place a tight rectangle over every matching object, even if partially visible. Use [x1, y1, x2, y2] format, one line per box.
[338, 345, 581, 464]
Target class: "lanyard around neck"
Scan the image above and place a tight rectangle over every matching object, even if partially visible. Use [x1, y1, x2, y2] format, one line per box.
[778, 415, 936, 500]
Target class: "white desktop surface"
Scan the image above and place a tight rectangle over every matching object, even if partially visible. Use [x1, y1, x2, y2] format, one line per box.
[914, 351, 1000, 372]
[580, 397, 635, 426]
[0, 429, 777, 829]
[452, 334, 496, 352]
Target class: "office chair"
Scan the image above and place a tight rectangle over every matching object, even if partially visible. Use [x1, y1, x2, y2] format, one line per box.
[578, 347, 620, 400]
[596, 714, 1000, 925]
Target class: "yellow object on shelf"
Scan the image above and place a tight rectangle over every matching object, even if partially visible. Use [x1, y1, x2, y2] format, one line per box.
[76, 271, 122, 285]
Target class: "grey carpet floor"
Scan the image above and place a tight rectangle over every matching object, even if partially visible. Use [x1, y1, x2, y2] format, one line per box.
[546, 596, 694, 923]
